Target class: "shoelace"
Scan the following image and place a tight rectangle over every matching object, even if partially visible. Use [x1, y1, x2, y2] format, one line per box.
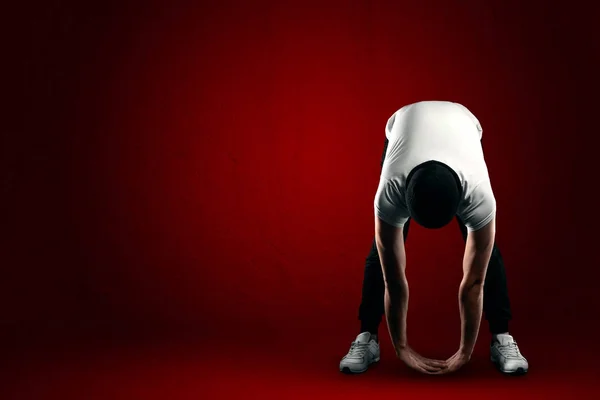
[347, 342, 369, 359]
[498, 341, 521, 358]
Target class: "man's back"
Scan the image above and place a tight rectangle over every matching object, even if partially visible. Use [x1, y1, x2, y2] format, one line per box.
[375, 101, 496, 232]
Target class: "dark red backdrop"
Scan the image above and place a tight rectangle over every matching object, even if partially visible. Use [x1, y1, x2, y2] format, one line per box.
[4, 0, 599, 364]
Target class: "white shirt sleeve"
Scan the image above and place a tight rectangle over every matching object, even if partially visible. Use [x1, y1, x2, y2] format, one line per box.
[457, 179, 496, 231]
[385, 112, 396, 140]
[454, 102, 483, 139]
[374, 178, 410, 228]
[385, 106, 409, 140]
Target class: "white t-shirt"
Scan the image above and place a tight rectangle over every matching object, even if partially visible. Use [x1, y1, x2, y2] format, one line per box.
[374, 101, 496, 232]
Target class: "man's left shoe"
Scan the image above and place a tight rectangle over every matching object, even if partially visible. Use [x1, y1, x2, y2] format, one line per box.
[490, 333, 529, 375]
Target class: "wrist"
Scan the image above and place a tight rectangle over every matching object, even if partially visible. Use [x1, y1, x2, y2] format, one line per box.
[395, 342, 409, 356]
[458, 346, 473, 357]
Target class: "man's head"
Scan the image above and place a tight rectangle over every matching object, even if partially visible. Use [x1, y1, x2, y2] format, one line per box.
[406, 161, 462, 229]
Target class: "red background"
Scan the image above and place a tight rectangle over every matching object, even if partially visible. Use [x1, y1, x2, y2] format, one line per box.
[3, 0, 599, 398]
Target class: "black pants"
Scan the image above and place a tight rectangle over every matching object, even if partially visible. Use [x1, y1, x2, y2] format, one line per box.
[358, 138, 512, 335]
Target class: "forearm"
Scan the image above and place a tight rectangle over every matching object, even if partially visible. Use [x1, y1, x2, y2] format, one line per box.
[458, 279, 484, 355]
[458, 217, 495, 356]
[375, 216, 410, 357]
[384, 279, 409, 354]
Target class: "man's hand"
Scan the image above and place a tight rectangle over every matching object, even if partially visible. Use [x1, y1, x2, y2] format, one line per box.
[442, 348, 471, 374]
[397, 346, 447, 374]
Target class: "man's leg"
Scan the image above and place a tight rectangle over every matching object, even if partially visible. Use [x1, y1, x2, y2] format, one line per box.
[455, 216, 512, 334]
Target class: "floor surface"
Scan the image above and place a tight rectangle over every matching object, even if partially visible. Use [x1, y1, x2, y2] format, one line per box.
[2, 326, 597, 400]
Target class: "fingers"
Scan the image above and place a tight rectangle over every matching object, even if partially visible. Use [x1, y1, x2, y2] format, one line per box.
[422, 358, 447, 368]
[430, 367, 452, 375]
[419, 360, 447, 373]
[402, 353, 439, 374]
[415, 352, 445, 364]
[410, 350, 448, 369]
[421, 365, 446, 374]
[410, 361, 439, 374]
[401, 348, 466, 375]
[439, 358, 465, 375]
[415, 356, 447, 374]
[424, 368, 449, 375]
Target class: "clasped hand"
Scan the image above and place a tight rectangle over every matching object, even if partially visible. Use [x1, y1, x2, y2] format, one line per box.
[397, 346, 471, 374]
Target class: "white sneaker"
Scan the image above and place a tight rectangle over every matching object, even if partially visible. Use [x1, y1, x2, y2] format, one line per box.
[339, 332, 380, 374]
[490, 333, 529, 375]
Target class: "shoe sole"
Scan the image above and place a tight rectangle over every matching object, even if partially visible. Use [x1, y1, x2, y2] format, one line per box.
[491, 357, 528, 376]
[340, 356, 380, 374]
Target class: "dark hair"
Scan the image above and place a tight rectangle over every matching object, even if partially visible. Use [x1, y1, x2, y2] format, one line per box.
[406, 161, 462, 229]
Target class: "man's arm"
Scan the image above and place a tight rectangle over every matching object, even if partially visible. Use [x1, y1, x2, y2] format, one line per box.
[444, 216, 496, 373]
[374, 215, 408, 352]
[459, 216, 495, 355]
[375, 216, 446, 374]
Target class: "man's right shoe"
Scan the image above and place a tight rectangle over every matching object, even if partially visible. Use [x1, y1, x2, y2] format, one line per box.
[490, 333, 529, 375]
[339, 332, 380, 374]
